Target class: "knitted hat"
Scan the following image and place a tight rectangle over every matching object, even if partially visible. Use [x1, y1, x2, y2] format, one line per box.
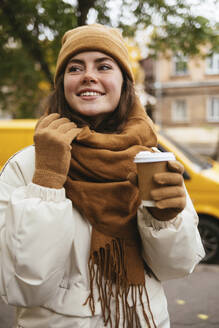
[54, 24, 134, 84]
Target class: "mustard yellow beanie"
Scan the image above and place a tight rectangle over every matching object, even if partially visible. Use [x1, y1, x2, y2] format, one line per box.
[54, 24, 134, 84]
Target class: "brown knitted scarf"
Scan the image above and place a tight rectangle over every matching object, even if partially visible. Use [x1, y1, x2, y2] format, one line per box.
[64, 99, 158, 327]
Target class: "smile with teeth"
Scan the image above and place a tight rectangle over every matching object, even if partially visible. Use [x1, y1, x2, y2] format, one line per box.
[78, 91, 104, 97]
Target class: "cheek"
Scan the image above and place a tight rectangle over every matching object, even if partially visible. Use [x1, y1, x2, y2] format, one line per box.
[64, 76, 77, 96]
[106, 75, 123, 97]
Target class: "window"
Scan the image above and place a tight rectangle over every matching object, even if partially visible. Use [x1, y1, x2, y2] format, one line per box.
[206, 53, 219, 75]
[173, 54, 188, 75]
[207, 97, 219, 122]
[171, 99, 188, 122]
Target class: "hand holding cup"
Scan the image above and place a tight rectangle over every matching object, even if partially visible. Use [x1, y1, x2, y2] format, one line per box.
[134, 151, 186, 221]
[148, 160, 186, 221]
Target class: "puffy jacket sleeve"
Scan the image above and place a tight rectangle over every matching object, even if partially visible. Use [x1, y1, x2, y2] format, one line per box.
[0, 150, 75, 307]
[137, 188, 205, 281]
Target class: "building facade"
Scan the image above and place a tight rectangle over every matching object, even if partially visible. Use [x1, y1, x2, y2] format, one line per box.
[141, 52, 219, 128]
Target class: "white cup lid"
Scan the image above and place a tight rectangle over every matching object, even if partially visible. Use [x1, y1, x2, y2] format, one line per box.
[134, 151, 175, 163]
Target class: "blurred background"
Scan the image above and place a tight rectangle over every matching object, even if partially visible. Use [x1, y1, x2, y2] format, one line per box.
[0, 0, 219, 327]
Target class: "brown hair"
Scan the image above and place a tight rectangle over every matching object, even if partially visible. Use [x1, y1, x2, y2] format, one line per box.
[45, 71, 136, 133]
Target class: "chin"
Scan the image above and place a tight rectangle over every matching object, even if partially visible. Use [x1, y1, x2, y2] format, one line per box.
[79, 108, 110, 117]
[80, 111, 101, 117]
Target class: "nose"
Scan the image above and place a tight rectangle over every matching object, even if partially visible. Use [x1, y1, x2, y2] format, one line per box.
[82, 70, 98, 84]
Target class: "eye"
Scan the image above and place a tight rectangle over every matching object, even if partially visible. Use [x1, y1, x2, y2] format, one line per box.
[98, 64, 112, 71]
[67, 65, 83, 73]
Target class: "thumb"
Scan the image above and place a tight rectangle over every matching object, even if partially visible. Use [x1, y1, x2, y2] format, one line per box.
[64, 127, 83, 144]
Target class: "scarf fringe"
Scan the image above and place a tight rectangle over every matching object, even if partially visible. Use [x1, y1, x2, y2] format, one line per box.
[83, 238, 157, 328]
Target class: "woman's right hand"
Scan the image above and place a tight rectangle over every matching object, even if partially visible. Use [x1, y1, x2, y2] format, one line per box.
[32, 113, 82, 189]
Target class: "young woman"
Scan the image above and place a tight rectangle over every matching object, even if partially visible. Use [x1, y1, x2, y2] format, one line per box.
[0, 24, 204, 328]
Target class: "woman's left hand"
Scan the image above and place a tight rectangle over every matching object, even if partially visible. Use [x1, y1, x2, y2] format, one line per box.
[148, 160, 186, 221]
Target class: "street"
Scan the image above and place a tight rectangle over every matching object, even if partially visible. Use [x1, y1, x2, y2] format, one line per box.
[163, 264, 219, 328]
[0, 264, 219, 327]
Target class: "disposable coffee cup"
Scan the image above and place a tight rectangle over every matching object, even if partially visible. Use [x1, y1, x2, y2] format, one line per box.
[134, 151, 176, 207]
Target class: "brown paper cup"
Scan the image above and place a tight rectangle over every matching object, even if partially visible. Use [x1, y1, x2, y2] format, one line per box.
[134, 151, 175, 207]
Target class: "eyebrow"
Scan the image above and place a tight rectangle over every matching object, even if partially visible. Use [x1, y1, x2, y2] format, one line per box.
[67, 56, 115, 65]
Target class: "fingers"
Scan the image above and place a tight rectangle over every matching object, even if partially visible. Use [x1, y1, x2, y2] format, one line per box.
[150, 166, 186, 211]
[56, 122, 77, 133]
[36, 114, 78, 134]
[153, 172, 183, 186]
[49, 117, 72, 129]
[155, 197, 186, 210]
[147, 159, 186, 219]
[55, 121, 82, 143]
[34, 113, 81, 145]
[167, 160, 184, 174]
[151, 186, 185, 201]
[37, 113, 61, 129]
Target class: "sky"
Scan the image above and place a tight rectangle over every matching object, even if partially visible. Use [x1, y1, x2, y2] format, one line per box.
[62, 0, 219, 25]
[188, 0, 219, 24]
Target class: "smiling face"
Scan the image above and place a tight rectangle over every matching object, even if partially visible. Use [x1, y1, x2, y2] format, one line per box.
[63, 51, 124, 120]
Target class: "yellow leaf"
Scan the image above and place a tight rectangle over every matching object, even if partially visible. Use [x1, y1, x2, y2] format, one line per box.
[176, 299, 186, 305]
[197, 314, 208, 320]
[38, 81, 51, 91]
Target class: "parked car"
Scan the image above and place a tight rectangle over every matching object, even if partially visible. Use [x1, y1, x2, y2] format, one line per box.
[158, 131, 219, 264]
[1, 119, 219, 263]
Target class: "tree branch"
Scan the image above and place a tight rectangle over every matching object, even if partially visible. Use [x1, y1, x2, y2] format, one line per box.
[77, 0, 96, 26]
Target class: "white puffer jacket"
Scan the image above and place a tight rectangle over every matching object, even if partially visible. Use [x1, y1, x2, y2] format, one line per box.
[0, 146, 205, 328]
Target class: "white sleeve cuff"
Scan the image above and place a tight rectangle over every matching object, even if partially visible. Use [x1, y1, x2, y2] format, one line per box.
[138, 204, 180, 231]
[26, 183, 66, 202]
